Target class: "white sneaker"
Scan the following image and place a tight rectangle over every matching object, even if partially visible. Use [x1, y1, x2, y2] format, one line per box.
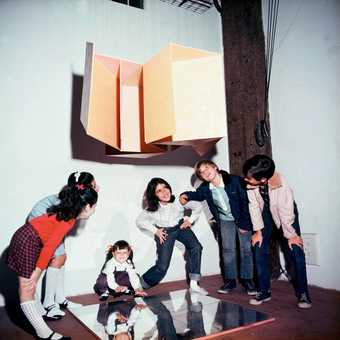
[44, 304, 65, 319]
[59, 299, 83, 309]
[190, 286, 208, 295]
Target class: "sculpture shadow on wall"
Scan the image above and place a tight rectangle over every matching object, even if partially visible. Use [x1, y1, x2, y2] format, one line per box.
[70, 74, 217, 166]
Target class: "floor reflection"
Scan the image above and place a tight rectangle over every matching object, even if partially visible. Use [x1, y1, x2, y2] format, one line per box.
[69, 289, 273, 339]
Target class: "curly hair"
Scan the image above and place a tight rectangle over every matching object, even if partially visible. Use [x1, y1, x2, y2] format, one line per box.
[144, 177, 175, 212]
[47, 185, 98, 221]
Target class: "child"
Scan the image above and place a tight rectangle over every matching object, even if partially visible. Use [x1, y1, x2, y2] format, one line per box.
[97, 299, 145, 340]
[28, 172, 99, 319]
[180, 160, 255, 295]
[7, 185, 98, 340]
[243, 154, 312, 308]
[136, 178, 207, 294]
[94, 240, 146, 301]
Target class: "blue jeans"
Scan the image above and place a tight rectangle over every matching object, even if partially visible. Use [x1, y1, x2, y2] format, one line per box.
[141, 225, 203, 288]
[220, 220, 253, 280]
[254, 203, 309, 297]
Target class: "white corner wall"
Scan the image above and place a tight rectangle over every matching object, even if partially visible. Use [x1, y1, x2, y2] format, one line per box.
[0, 0, 227, 304]
[263, 0, 340, 289]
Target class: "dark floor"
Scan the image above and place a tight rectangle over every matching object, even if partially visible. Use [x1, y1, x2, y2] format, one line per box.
[0, 274, 339, 340]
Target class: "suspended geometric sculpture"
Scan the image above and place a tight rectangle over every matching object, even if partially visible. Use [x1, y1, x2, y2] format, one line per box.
[81, 42, 227, 158]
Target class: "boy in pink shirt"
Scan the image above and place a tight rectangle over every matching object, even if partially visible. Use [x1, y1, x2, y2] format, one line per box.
[243, 155, 311, 309]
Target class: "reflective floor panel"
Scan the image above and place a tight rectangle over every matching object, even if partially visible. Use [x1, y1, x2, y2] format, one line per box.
[69, 289, 274, 339]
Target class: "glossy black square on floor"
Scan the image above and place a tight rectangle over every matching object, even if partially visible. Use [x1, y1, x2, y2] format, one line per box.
[68, 289, 274, 339]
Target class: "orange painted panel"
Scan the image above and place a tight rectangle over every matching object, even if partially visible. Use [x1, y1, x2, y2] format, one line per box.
[143, 45, 175, 144]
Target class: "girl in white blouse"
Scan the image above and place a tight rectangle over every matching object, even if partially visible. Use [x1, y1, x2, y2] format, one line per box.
[136, 177, 207, 294]
[94, 240, 147, 300]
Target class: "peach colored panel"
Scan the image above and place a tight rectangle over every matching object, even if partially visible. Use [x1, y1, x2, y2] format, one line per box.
[143, 45, 175, 144]
[87, 55, 120, 149]
[120, 60, 142, 152]
[120, 60, 164, 153]
[96, 54, 120, 73]
[171, 43, 216, 62]
[171, 55, 227, 142]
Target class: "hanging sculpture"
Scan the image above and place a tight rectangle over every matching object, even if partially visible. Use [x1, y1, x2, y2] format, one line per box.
[81, 42, 227, 158]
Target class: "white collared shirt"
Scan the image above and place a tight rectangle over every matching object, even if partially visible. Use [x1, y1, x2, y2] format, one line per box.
[102, 257, 141, 290]
[136, 199, 202, 234]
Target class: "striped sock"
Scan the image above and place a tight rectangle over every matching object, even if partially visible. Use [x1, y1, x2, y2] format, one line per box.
[21, 301, 65, 339]
[20, 300, 52, 338]
[35, 300, 46, 316]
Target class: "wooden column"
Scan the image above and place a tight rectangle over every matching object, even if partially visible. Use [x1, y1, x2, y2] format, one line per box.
[221, 0, 272, 175]
[220, 0, 282, 278]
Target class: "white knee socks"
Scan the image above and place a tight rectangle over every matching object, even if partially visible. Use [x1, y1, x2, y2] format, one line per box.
[21, 300, 64, 339]
[55, 266, 66, 304]
[35, 300, 46, 316]
[43, 267, 60, 308]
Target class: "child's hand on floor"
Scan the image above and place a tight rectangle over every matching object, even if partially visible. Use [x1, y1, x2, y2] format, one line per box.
[135, 289, 148, 297]
[116, 285, 128, 293]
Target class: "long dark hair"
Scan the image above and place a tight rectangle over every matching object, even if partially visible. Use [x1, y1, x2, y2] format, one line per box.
[105, 240, 134, 268]
[47, 185, 97, 221]
[145, 177, 175, 212]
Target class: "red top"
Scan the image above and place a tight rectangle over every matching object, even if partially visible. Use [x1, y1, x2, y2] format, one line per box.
[30, 214, 75, 270]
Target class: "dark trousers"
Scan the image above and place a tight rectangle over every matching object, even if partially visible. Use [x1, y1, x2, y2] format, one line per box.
[219, 220, 253, 280]
[254, 203, 310, 298]
[146, 296, 177, 339]
[141, 225, 203, 288]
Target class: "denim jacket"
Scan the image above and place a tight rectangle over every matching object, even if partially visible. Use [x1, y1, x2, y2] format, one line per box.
[182, 171, 252, 231]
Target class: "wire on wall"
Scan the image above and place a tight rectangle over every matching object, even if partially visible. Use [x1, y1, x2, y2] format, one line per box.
[255, 0, 279, 147]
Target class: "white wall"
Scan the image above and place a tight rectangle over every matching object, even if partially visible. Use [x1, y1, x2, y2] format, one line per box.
[0, 0, 227, 303]
[263, 0, 340, 289]
[2, 0, 338, 307]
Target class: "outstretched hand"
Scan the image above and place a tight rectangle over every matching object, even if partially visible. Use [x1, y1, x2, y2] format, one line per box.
[179, 194, 188, 205]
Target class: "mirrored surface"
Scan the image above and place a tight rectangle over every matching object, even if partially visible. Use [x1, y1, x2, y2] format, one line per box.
[69, 289, 274, 339]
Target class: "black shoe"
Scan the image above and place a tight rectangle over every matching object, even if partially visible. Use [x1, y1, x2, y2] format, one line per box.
[249, 291, 271, 305]
[217, 279, 236, 294]
[59, 299, 82, 309]
[42, 315, 62, 322]
[297, 293, 312, 309]
[36, 331, 71, 339]
[99, 291, 109, 301]
[241, 279, 257, 296]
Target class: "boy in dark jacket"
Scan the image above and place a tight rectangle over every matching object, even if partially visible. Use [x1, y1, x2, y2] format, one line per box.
[180, 160, 255, 295]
